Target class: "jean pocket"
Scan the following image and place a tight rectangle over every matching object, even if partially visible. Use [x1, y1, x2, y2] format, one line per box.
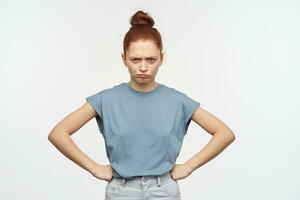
[160, 180, 181, 198]
[105, 181, 122, 197]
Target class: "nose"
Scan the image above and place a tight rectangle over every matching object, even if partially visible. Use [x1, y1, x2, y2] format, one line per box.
[139, 60, 148, 71]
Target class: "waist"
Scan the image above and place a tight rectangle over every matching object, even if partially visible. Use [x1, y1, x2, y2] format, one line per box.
[110, 171, 175, 187]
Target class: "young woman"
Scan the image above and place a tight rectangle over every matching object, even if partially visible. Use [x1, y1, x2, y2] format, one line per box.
[48, 10, 235, 200]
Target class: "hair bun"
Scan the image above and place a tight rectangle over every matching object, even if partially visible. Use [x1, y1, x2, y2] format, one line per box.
[130, 10, 154, 28]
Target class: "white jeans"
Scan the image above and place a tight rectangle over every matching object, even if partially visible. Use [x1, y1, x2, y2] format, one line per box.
[105, 171, 182, 200]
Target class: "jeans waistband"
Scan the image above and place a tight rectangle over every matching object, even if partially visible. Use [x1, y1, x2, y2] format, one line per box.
[109, 171, 174, 187]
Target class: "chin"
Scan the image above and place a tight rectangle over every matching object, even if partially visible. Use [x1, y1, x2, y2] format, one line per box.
[137, 80, 149, 84]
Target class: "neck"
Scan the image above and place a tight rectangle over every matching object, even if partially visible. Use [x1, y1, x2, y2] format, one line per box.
[128, 80, 159, 93]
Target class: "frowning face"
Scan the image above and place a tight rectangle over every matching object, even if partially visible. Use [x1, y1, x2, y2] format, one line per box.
[122, 39, 164, 85]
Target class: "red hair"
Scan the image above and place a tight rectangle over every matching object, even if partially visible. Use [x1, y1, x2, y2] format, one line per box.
[123, 10, 163, 58]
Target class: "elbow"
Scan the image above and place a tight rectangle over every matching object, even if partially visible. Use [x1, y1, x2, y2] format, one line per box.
[226, 131, 236, 143]
[223, 125, 236, 142]
[48, 126, 71, 144]
[48, 127, 64, 143]
[48, 131, 57, 143]
[230, 134, 236, 143]
[217, 128, 235, 143]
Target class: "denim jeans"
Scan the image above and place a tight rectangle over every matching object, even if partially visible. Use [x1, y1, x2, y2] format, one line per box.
[104, 171, 182, 200]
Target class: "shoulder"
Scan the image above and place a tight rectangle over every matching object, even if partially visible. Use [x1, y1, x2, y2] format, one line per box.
[164, 84, 200, 108]
[86, 82, 123, 98]
[162, 84, 192, 100]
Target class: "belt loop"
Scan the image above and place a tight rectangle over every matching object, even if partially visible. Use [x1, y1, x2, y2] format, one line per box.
[141, 177, 146, 186]
[157, 176, 162, 187]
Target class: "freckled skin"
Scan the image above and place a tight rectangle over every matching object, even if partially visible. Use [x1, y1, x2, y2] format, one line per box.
[122, 39, 164, 93]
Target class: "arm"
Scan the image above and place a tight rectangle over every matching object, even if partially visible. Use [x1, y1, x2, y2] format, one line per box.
[184, 106, 236, 174]
[48, 102, 111, 180]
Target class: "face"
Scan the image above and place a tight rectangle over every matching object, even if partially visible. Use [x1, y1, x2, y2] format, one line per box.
[122, 39, 164, 85]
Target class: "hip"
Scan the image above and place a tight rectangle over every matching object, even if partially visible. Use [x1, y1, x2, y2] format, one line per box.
[105, 171, 181, 200]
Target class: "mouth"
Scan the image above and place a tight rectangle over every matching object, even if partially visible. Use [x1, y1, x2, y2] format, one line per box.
[137, 75, 150, 78]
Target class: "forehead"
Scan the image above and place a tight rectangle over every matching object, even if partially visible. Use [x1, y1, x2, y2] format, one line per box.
[127, 40, 160, 57]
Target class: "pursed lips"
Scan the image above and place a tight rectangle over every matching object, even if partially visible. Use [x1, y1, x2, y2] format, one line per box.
[138, 75, 150, 78]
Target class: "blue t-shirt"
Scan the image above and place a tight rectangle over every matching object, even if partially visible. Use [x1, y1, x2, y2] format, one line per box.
[86, 82, 200, 179]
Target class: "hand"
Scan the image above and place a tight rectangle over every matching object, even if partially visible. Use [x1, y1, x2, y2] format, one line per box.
[89, 163, 113, 182]
[169, 163, 194, 181]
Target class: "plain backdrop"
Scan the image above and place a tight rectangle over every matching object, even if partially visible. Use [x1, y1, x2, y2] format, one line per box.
[1, 0, 299, 199]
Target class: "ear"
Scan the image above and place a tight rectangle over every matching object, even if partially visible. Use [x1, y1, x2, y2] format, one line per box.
[160, 52, 164, 63]
[122, 53, 127, 67]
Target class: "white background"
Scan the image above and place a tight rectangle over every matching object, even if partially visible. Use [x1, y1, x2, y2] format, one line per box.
[1, 0, 299, 199]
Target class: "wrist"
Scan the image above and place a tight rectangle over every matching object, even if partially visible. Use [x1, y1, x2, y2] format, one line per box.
[185, 161, 196, 174]
[87, 162, 98, 174]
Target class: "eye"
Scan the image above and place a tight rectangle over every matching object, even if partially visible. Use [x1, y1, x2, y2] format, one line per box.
[148, 58, 156, 63]
[131, 58, 139, 63]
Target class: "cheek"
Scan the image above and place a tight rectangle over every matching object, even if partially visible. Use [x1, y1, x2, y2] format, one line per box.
[128, 65, 138, 73]
[153, 64, 160, 70]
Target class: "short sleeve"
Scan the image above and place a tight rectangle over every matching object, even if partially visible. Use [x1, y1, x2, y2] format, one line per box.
[86, 91, 104, 134]
[182, 93, 200, 129]
[86, 91, 103, 118]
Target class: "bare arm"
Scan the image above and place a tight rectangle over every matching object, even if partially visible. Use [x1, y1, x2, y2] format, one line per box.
[48, 102, 111, 180]
[184, 106, 236, 173]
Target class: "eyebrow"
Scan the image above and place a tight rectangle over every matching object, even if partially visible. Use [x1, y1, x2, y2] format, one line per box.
[129, 56, 158, 59]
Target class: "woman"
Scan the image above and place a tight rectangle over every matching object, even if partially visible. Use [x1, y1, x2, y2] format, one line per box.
[48, 10, 235, 200]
